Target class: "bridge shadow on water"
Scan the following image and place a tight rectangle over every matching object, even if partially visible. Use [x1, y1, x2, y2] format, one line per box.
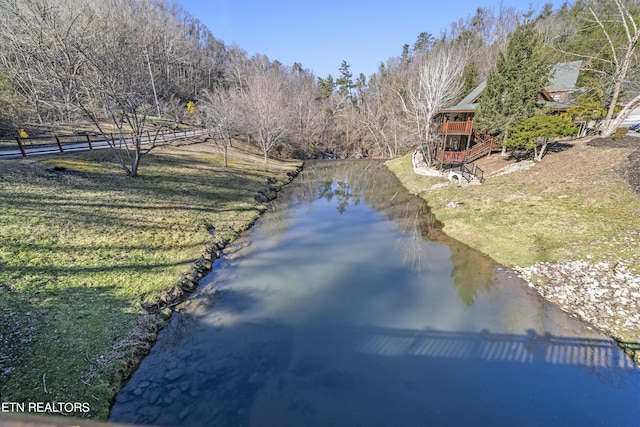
[111, 308, 640, 427]
[348, 326, 638, 372]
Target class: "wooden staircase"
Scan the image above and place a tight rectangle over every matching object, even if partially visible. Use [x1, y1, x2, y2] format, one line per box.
[435, 130, 499, 166]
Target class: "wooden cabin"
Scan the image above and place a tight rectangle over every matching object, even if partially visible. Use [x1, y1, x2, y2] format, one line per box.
[434, 61, 582, 166]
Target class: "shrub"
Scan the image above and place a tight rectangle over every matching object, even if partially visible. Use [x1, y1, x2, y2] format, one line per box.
[614, 127, 628, 141]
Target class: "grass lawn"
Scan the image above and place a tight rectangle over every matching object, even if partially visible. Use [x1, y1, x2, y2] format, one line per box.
[386, 138, 640, 269]
[0, 137, 301, 419]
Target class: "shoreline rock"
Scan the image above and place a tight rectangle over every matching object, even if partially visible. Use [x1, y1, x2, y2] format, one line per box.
[515, 259, 640, 364]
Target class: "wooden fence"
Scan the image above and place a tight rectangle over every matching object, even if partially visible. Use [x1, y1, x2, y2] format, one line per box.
[0, 128, 205, 159]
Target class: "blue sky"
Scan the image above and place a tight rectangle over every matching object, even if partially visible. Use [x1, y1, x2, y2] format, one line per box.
[178, 0, 568, 79]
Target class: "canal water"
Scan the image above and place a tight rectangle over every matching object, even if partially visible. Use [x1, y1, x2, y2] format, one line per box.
[110, 161, 640, 426]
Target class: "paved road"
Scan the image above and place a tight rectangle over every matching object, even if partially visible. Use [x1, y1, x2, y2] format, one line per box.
[0, 129, 208, 160]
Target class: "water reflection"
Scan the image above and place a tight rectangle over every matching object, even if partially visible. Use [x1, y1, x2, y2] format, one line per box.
[110, 160, 640, 427]
[267, 161, 497, 301]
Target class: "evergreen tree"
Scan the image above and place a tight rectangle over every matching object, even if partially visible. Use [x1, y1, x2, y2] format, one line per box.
[413, 31, 434, 52]
[505, 115, 577, 161]
[400, 43, 410, 65]
[354, 73, 367, 105]
[455, 62, 479, 104]
[317, 75, 335, 100]
[474, 23, 551, 142]
[336, 60, 354, 100]
[539, 2, 554, 20]
[566, 81, 608, 136]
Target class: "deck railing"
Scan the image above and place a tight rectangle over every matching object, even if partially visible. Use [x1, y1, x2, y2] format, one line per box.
[438, 150, 466, 164]
[435, 131, 497, 166]
[436, 120, 473, 134]
[467, 139, 492, 162]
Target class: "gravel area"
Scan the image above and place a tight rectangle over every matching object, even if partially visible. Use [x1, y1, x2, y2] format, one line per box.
[515, 260, 640, 334]
[515, 255, 640, 362]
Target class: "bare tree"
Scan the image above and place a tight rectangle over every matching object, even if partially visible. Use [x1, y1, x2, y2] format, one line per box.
[362, 103, 403, 158]
[0, 0, 218, 174]
[399, 44, 466, 166]
[451, 5, 522, 80]
[361, 71, 405, 158]
[287, 65, 325, 157]
[224, 45, 251, 90]
[587, 0, 640, 136]
[0, 0, 92, 123]
[72, 0, 166, 177]
[200, 88, 241, 166]
[238, 68, 291, 162]
[0, 0, 235, 147]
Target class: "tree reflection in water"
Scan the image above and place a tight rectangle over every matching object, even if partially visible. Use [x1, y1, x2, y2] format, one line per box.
[265, 160, 497, 307]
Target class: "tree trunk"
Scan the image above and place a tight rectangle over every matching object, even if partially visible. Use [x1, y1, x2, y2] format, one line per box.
[589, 2, 639, 137]
[500, 132, 508, 156]
[144, 47, 161, 117]
[602, 92, 640, 134]
[536, 141, 548, 161]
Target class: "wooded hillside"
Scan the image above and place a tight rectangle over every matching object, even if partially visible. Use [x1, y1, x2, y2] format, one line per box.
[0, 0, 638, 161]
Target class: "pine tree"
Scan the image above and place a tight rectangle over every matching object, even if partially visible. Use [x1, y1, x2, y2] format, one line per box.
[505, 115, 578, 161]
[455, 62, 479, 104]
[413, 32, 434, 52]
[317, 75, 335, 100]
[474, 22, 551, 142]
[336, 60, 354, 100]
[400, 44, 410, 65]
[565, 81, 607, 136]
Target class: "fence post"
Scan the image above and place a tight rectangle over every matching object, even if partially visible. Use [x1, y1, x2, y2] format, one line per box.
[173, 130, 176, 140]
[15, 137, 26, 157]
[85, 134, 93, 150]
[54, 135, 64, 153]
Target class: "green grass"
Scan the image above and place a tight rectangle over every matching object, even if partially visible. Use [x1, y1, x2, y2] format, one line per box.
[0, 139, 301, 419]
[386, 151, 640, 268]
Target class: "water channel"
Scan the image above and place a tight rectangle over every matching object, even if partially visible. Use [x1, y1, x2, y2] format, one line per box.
[110, 160, 640, 426]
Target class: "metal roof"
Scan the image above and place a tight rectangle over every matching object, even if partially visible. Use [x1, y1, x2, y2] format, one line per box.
[440, 103, 478, 113]
[456, 81, 486, 106]
[548, 60, 582, 91]
[440, 100, 571, 113]
[440, 61, 582, 114]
